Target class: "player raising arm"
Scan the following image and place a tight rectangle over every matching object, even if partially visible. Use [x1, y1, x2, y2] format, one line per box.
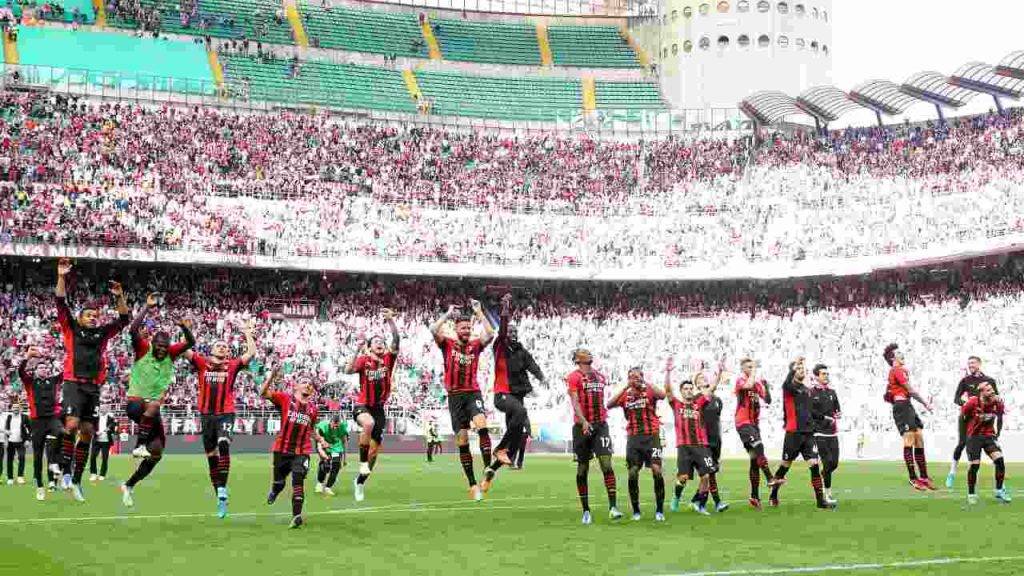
[261, 364, 328, 529]
[182, 319, 256, 518]
[883, 344, 935, 491]
[430, 300, 494, 501]
[665, 360, 722, 516]
[734, 357, 778, 510]
[17, 347, 62, 501]
[344, 307, 399, 503]
[54, 258, 130, 501]
[607, 367, 666, 522]
[567, 349, 622, 525]
[961, 383, 1009, 505]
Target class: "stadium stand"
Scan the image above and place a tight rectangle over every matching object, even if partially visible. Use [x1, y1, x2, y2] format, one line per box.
[415, 70, 581, 119]
[108, 0, 294, 45]
[547, 25, 638, 68]
[11, 0, 95, 23]
[15, 27, 214, 94]
[300, 5, 427, 57]
[432, 18, 541, 65]
[594, 79, 665, 119]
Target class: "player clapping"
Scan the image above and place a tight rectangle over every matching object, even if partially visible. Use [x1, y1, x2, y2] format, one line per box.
[607, 367, 666, 522]
[961, 383, 1009, 505]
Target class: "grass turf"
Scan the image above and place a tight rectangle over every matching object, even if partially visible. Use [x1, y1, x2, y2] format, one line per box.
[0, 454, 1019, 576]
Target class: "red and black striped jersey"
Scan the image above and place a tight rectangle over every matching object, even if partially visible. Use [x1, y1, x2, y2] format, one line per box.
[354, 352, 397, 406]
[734, 376, 766, 428]
[567, 369, 608, 424]
[962, 396, 1004, 437]
[672, 395, 709, 447]
[438, 337, 485, 393]
[193, 354, 246, 415]
[612, 385, 661, 436]
[887, 366, 910, 403]
[269, 391, 318, 455]
[56, 296, 129, 385]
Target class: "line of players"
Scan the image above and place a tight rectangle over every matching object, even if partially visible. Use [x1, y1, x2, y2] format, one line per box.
[10, 260, 1012, 528]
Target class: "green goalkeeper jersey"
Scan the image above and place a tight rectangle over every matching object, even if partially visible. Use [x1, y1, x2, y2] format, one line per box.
[316, 420, 348, 454]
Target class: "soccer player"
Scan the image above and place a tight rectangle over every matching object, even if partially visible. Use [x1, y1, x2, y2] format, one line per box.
[182, 320, 256, 518]
[314, 415, 348, 496]
[482, 294, 546, 493]
[261, 365, 328, 529]
[566, 348, 622, 524]
[17, 347, 63, 501]
[345, 307, 399, 503]
[88, 407, 117, 482]
[961, 382, 1009, 505]
[689, 361, 729, 513]
[946, 356, 999, 488]
[54, 258, 130, 501]
[767, 358, 833, 509]
[120, 295, 194, 507]
[810, 363, 841, 506]
[665, 361, 723, 516]
[425, 419, 442, 462]
[883, 344, 935, 491]
[430, 301, 495, 501]
[734, 357, 777, 510]
[607, 367, 666, 522]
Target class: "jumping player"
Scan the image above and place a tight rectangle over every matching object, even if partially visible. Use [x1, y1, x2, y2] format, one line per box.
[946, 356, 998, 489]
[120, 294, 194, 507]
[665, 360, 723, 516]
[482, 294, 545, 493]
[810, 363, 841, 506]
[54, 258, 130, 501]
[567, 348, 622, 525]
[961, 383, 1009, 505]
[17, 347, 62, 501]
[607, 367, 666, 522]
[767, 358, 833, 510]
[182, 320, 256, 518]
[883, 344, 935, 491]
[430, 301, 494, 501]
[344, 307, 399, 503]
[314, 415, 348, 496]
[734, 357, 777, 510]
[261, 365, 328, 529]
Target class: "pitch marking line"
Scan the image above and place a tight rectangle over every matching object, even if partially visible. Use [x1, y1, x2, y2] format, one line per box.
[0, 495, 566, 524]
[661, 555, 1024, 575]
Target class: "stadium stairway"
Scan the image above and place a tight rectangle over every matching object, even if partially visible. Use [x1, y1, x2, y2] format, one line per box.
[285, 0, 308, 47]
[402, 68, 423, 103]
[619, 26, 649, 68]
[419, 15, 443, 61]
[92, 0, 108, 27]
[207, 49, 226, 94]
[581, 76, 596, 115]
[535, 23, 553, 67]
[2, 30, 17, 65]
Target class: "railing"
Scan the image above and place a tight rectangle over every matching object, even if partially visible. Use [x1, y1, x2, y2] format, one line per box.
[347, 0, 650, 17]
[3, 63, 747, 138]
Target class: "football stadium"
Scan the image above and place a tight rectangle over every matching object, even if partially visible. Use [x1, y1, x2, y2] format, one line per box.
[0, 0, 1023, 574]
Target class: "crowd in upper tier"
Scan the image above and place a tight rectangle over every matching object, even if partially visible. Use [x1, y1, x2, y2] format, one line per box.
[1, 255, 1021, 437]
[1, 93, 1023, 269]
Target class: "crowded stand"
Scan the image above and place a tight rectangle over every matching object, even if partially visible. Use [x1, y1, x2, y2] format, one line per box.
[0, 93, 1023, 269]
[1, 254, 1022, 440]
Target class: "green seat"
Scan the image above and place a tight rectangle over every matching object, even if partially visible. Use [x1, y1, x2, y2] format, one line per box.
[109, 0, 294, 45]
[548, 26, 639, 68]
[299, 4, 426, 58]
[433, 19, 540, 66]
[594, 80, 665, 123]
[417, 71, 580, 121]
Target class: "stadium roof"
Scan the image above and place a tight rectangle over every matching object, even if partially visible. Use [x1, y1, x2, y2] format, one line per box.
[996, 51, 1024, 79]
[741, 48, 1023, 126]
[849, 80, 919, 115]
[951, 62, 1024, 99]
[795, 86, 862, 122]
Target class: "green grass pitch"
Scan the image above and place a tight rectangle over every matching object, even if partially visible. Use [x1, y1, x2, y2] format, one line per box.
[0, 454, 1019, 576]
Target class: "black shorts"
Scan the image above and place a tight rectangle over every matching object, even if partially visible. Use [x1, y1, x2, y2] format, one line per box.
[736, 424, 763, 451]
[353, 404, 387, 444]
[892, 402, 923, 434]
[625, 434, 663, 469]
[201, 413, 236, 452]
[272, 452, 310, 481]
[30, 417, 64, 442]
[125, 398, 166, 444]
[782, 431, 818, 462]
[815, 435, 839, 466]
[61, 381, 100, 425]
[572, 421, 613, 462]
[966, 436, 1001, 461]
[446, 392, 484, 432]
[677, 445, 713, 478]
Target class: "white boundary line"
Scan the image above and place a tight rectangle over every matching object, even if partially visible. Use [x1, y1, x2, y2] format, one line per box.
[660, 556, 1024, 576]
